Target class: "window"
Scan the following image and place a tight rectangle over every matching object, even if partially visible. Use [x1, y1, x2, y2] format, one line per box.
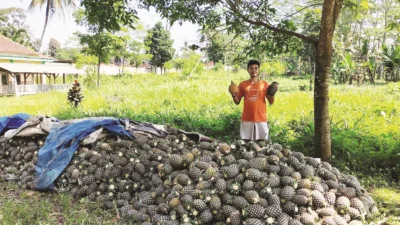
[1, 74, 7, 85]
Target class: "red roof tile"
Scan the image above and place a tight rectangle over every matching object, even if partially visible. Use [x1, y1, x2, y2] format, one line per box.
[0, 35, 52, 59]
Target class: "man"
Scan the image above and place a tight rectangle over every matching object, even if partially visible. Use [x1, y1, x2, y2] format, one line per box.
[229, 60, 277, 141]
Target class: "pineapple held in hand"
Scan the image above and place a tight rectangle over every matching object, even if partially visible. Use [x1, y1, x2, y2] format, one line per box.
[267, 81, 279, 96]
[229, 81, 239, 96]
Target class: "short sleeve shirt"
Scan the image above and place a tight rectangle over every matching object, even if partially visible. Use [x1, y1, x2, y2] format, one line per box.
[236, 80, 269, 122]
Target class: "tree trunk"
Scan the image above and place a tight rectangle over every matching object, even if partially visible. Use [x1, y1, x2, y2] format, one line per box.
[314, 0, 343, 162]
[97, 58, 101, 87]
[39, 2, 51, 51]
[298, 57, 301, 76]
[367, 67, 375, 84]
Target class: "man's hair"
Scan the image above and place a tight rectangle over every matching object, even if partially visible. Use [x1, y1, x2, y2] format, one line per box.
[247, 60, 260, 69]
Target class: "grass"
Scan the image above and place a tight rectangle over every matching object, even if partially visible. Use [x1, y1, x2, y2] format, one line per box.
[0, 182, 119, 225]
[1, 70, 400, 224]
[368, 188, 400, 224]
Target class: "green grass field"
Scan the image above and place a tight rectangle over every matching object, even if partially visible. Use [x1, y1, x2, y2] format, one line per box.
[1, 70, 399, 224]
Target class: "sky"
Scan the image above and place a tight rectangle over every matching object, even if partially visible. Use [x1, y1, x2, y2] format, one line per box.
[0, 0, 200, 53]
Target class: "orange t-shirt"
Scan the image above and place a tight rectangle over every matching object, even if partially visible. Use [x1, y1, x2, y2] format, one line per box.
[237, 80, 272, 122]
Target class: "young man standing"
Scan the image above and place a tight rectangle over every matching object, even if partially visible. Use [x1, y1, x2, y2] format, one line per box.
[229, 60, 278, 141]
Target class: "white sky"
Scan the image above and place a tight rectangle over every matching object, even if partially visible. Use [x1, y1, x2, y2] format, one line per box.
[0, 0, 200, 53]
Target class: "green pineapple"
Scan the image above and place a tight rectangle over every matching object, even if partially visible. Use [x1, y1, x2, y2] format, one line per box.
[232, 196, 249, 210]
[245, 168, 262, 181]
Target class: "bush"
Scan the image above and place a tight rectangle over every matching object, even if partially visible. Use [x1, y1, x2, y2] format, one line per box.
[181, 53, 202, 76]
[213, 62, 225, 71]
[260, 61, 285, 76]
[232, 64, 241, 73]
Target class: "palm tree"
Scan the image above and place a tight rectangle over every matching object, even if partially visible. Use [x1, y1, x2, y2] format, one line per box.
[27, 0, 78, 50]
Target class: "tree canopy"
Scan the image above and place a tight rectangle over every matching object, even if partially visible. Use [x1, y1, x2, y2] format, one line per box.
[145, 22, 175, 73]
[75, 0, 138, 86]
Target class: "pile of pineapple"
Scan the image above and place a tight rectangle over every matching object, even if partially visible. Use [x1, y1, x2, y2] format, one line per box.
[0, 128, 377, 225]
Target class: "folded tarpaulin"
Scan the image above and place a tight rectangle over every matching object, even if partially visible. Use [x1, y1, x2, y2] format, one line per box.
[0, 113, 30, 135]
[35, 118, 134, 190]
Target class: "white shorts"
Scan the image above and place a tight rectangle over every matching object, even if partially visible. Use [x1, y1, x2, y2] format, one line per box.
[240, 122, 269, 140]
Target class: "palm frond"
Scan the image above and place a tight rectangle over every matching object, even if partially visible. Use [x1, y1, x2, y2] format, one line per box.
[28, 0, 46, 11]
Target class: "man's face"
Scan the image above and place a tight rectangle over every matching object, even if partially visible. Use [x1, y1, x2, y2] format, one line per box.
[247, 64, 259, 77]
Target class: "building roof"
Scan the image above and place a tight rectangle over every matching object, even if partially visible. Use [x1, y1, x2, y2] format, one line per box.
[0, 35, 53, 61]
[0, 63, 84, 74]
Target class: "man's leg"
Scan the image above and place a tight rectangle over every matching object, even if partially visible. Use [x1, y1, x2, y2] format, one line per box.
[254, 122, 269, 141]
[240, 122, 254, 141]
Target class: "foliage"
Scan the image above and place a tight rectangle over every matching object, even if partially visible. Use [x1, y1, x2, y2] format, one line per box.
[75, 54, 98, 89]
[76, 31, 118, 65]
[0, 8, 32, 47]
[180, 51, 204, 76]
[199, 26, 248, 65]
[205, 34, 224, 63]
[48, 38, 60, 57]
[212, 62, 224, 71]
[163, 60, 174, 70]
[74, 1, 137, 86]
[232, 64, 241, 73]
[260, 60, 286, 76]
[382, 45, 400, 81]
[56, 47, 81, 61]
[165, 58, 185, 71]
[128, 39, 152, 70]
[80, 0, 136, 33]
[144, 22, 175, 71]
[75, 54, 98, 69]
[0, 182, 118, 224]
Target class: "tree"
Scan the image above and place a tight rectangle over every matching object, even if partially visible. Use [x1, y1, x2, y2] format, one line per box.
[199, 26, 247, 64]
[48, 38, 60, 57]
[27, 0, 78, 50]
[145, 22, 175, 74]
[75, 0, 137, 86]
[113, 24, 149, 75]
[129, 39, 152, 72]
[0, 8, 32, 47]
[142, 0, 344, 162]
[206, 36, 225, 63]
[30, 39, 41, 52]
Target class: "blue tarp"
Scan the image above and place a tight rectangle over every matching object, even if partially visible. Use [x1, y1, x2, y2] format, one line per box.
[35, 118, 134, 190]
[0, 113, 30, 135]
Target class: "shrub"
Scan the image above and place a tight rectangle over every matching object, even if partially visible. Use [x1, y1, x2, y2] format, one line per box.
[213, 62, 225, 71]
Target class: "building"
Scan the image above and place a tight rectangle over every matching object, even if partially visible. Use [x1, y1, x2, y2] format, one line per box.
[0, 35, 83, 96]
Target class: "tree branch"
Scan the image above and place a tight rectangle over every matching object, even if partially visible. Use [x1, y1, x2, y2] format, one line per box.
[225, 0, 318, 43]
[242, 16, 317, 43]
[284, 3, 324, 20]
[332, 0, 343, 29]
[200, 26, 230, 43]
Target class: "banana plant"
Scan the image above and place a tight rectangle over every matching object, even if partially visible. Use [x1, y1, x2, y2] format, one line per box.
[362, 56, 376, 84]
[338, 52, 358, 84]
[381, 45, 400, 81]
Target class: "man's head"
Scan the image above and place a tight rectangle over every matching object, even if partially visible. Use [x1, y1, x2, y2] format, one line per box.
[247, 60, 260, 77]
